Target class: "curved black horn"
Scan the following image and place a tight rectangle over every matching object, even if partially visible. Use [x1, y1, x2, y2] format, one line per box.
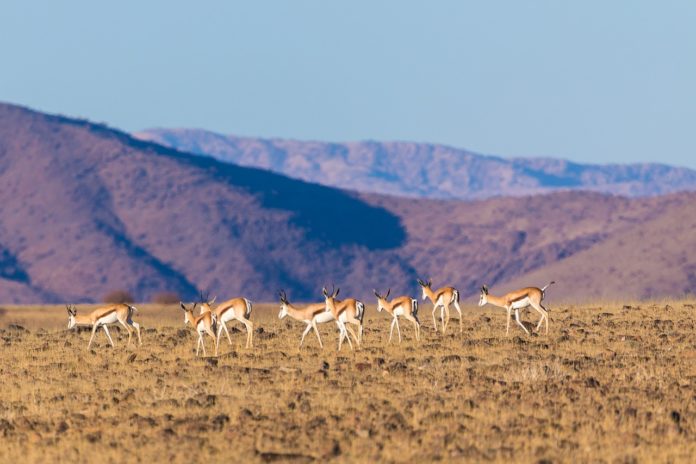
[386, 288, 391, 299]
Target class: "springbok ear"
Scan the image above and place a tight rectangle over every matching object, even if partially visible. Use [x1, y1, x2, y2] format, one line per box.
[386, 288, 391, 299]
[209, 296, 217, 305]
[417, 279, 424, 286]
[179, 302, 187, 311]
[481, 285, 489, 295]
[334, 288, 340, 297]
[427, 279, 432, 287]
[322, 287, 328, 297]
[373, 289, 380, 298]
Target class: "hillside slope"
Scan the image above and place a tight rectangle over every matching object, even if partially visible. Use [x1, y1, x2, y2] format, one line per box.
[0, 103, 412, 303]
[1, 103, 694, 303]
[136, 128, 696, 200]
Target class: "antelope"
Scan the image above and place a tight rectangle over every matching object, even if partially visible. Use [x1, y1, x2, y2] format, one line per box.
[197, 293, 254, 349]
[180, 301, 218, 356]
[278, 290, 336, 348]
[478, 281, 555, 336]
[416, 279, 462, 334]
[66, 303, 142, 349]
[373, 289, 420, 343]
[322, 286, 365, 351]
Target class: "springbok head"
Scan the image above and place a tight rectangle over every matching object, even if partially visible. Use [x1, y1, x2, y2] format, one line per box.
[478, 285, 489, 306]
[373, 288, 391, 312]
[278, 290, 289, 319]
[179, 301, 199, 325]
[322, 284, 340, 314]
[197, 291, 217, 314]
[416, 278, 432, 301]
[66, 304, 77, 329]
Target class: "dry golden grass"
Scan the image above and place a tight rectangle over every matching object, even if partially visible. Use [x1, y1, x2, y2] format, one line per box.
[1, 300, 695, 463]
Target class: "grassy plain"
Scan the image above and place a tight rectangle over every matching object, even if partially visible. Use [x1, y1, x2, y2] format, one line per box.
[0, 300, 695, 463]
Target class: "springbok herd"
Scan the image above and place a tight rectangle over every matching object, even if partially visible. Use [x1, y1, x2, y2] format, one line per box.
[65, 279, 556, 356]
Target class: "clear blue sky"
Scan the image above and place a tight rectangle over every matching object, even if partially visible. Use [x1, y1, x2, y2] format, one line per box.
[1, 1, 695, 168]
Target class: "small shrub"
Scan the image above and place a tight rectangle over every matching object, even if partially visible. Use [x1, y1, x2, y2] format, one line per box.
[102, 289, 135, 304]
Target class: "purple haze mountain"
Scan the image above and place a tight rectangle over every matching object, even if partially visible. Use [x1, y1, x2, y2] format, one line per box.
[135, 128, 696, 200]
[1, 102, 695, 304]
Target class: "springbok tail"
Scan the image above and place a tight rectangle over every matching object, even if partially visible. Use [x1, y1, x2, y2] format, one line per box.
[541, 281, 556, 293]
[356, 301, 365, 324]
[244, 298, 253, 319]
[452, 289, 460, 304]
[411, 299, 419, 324]
[127, 304, 138, 316]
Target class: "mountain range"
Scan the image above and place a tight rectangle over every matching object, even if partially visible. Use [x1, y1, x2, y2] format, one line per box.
[0, 102, 694, 304]
[136, 128, 696, 200]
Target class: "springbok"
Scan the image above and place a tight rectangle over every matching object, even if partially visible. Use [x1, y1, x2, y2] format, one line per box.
[322, 286, 365, 351]
[416, 279, 462, 334]
[197, 293, 253, 349]
[478, 281, 555, 335]
[66, 303, 142, 349]
[373, 289, 420, 343]
[278, 290, 336, 348]
[180, 301, 218, 356]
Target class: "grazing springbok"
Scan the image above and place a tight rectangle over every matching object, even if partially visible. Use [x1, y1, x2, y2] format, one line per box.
[66, 303, 142, 349]
[322, 286, 365, 351]
[180, 301, 218, 356]
[416, 279, 462, 334]
[478, 281, 555, 335]
[197, 293, 253, 349]
[278, 290, 337, 348]
[373, 289, 420, 343]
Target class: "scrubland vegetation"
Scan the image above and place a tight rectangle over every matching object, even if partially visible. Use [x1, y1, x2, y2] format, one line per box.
[1, 300, 695, 462]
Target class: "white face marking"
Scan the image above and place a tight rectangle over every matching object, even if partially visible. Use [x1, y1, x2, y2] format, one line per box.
[421, 287, 427, 301]
[278, 304, 287, 319]
[478, 293, 487, 306]
[67, 315, 75, 329]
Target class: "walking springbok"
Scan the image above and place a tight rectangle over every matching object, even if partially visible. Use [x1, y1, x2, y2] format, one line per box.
[478, 281, 555, 335]
[278, 290, 336, 348]
[197, 293, 253, 349]
[416, 279, 462, 334]
[322, 286, 365, 351]
[180, 301, 218, 356]
[373, 289, 420, 343]
[66, 303, 142, 349]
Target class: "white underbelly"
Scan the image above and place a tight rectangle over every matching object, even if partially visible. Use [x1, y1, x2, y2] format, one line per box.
[218, 311, 236, 323]
[314, 312, 336, 324]
[511, 298, 531, 310]
[393, 307, 405, 317]
[97, 313, 119, 325]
